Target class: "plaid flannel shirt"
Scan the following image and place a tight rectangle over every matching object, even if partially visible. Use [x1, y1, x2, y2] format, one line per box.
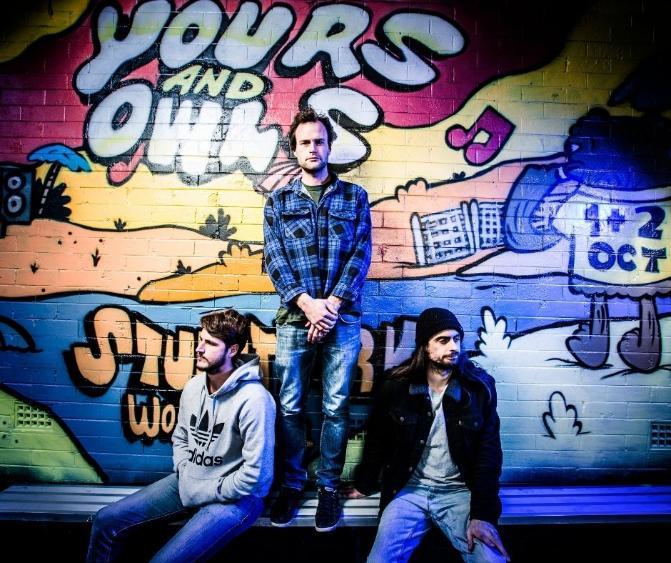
[263, 176, 372, 314]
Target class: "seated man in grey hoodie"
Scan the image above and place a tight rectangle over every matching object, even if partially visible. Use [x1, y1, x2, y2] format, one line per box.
[87, 308, 276, 563]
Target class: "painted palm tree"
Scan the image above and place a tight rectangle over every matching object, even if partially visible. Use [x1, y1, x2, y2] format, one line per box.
[28, 144, 91, 216]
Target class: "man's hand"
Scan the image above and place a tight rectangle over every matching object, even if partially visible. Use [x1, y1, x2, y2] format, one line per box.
[307, 322, 327, 344]
[467, 519, 510, 561]
[296, 294, 338, 331]
[326, 295, 343, 312]
[341, 485, 366, 499]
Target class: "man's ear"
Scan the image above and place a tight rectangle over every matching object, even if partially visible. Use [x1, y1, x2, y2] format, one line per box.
[227, 343, 239, 359]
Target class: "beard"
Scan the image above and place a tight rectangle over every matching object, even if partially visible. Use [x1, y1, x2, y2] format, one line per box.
[428, 354, 458, 373]
[196, 353, 227, 374]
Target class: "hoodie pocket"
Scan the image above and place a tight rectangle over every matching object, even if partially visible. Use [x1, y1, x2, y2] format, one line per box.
[178, 464, 221, 507]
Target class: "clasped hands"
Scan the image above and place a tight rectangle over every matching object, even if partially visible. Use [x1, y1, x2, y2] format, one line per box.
[297, 294, 341, 343]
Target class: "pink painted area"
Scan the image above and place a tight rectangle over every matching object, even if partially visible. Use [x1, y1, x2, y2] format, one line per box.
[262, 0, 584, 127]
[446, 106, 515, 165]
[0, 0, 584, 169]
[109, 143, 146, 186]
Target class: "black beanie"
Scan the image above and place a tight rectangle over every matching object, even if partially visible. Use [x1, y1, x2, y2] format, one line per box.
[415, 308, 464, 347]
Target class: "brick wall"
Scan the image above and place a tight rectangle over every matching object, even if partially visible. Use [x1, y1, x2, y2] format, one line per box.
[0, 0, 669, 485]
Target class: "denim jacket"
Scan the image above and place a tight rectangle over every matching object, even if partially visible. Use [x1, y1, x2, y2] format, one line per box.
[263, 176, 372, 314]
[354, 363, 503, 524]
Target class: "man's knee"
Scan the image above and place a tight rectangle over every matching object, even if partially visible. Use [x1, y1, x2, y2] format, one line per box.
[322, 391, 350, 418]
[279, 404, 304, 419]
[90, 504, 121, 541]
[322, 403, 348, 420]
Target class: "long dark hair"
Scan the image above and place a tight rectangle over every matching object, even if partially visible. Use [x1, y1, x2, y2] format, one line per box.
[390, 346, 490, 399]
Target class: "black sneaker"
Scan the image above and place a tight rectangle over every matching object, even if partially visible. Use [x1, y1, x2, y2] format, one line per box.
[270, 486, 303, 527]
[315, 487, 341, 532]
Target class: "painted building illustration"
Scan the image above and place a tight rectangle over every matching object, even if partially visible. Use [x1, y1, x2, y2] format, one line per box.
[411, 200, 505, 265]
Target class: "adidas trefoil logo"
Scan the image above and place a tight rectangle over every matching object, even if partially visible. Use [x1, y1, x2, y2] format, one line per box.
[190, 410, 225, 449]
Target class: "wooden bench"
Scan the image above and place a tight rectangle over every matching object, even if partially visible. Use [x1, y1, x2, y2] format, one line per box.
[0, 484, 670, 526]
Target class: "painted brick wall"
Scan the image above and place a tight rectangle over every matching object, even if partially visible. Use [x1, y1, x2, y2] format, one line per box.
[0, 0, 670, 486]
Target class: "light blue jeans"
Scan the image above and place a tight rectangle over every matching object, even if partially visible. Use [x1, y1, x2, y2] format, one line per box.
[368, 484, 507, 563]
[274, 314, 361, 490]
[87, 473, 264, 563]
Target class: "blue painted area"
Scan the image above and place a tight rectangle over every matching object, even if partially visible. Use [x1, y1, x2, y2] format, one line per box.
[0, 276, 667, 482]
[0, 293, 279, 483]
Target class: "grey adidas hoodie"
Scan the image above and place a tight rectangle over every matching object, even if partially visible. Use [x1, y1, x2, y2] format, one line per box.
[172, 354, 275, 507]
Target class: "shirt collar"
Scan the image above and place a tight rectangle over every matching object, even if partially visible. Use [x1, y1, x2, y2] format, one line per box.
[284, 174, 340, 196]
[409, 376, 463, 403]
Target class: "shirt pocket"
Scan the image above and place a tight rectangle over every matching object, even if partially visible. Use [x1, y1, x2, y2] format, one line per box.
[390, 407, 418, 427]
[282, 208, 313, 239]
[328, 207, 356, 240]
[457, 412, 483, 432]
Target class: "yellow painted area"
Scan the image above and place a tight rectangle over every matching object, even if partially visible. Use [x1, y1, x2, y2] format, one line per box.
[351, 2, 654, 200]
[58, 163, 266, 242]
[0, 0, 90, 63]
[0, 159, 536, 303]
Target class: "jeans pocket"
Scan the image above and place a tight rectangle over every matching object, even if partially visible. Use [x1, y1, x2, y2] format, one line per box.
[338, 312, 360, 325]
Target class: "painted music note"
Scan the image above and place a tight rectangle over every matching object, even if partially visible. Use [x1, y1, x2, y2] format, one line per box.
[446, 106, 515, 165]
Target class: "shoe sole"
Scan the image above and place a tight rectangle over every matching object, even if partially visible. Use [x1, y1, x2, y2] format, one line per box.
[270, 520, 294, 528]
[314, 519, 340, 532]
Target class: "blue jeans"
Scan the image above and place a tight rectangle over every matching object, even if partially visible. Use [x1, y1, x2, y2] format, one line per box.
[274, 315, 361, 490]
[368, 484, 507, 563]
[87, 473, 264, 563]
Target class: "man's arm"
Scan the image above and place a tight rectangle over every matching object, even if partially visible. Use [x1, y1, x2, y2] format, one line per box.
[469, 375, 503, 525]
[263, 194, 308, 305]
[172, 389, 191, 474]
[329, 187, 372, 304]
[217, 391, 276, 501]
[465, 374, 508, 558]
[351, 380, 393, 496]
[264, 194, 338, 336]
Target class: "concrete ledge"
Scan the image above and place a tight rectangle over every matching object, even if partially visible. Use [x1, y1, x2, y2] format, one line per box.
[0, 484, 670, 526]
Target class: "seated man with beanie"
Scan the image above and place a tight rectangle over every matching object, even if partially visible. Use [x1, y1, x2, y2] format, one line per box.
[346, 307, 509, 562]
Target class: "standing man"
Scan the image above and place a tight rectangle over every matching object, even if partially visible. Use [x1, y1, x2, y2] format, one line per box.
[263, 107, 372, 531]
[347, 308, 509, 562]
[87, 309, 276, 562]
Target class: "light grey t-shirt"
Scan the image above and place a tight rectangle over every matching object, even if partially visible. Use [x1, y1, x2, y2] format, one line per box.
[408, 387, 463, 487]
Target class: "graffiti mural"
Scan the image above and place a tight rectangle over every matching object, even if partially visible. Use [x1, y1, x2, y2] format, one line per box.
[1, 0, 670, 485]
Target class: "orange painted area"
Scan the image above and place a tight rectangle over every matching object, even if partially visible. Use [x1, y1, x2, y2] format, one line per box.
[138, 243, 274, 302]
[0, 220, 236, 299]
[0, 162, 535, 301]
